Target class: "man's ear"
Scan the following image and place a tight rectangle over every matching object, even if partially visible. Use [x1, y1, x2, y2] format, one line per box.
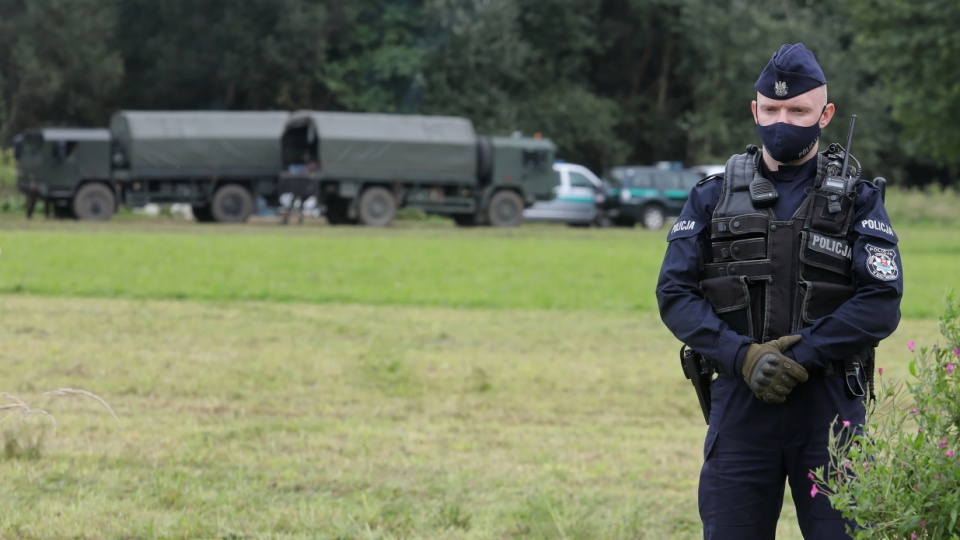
[751, 100, 758, 123]
[820, 103, 836, 128]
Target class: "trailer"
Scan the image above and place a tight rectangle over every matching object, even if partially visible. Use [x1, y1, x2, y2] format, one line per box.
[278, 110, 558, 227]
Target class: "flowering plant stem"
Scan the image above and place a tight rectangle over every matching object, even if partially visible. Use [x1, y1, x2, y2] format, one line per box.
[811, 290, 960, 539]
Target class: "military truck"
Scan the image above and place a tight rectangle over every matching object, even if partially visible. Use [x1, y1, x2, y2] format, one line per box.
[14, 127, 114, 219]
[277, 110, 558, 227]
[15, 111, 290, 222]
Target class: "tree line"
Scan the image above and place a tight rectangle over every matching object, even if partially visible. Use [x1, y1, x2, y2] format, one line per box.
[0, 0, 956, 186]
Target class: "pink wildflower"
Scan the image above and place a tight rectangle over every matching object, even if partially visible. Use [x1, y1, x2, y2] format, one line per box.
[810, 483, 818, 498]
[911, 408, 919, 414]
[954, 348, 960, 356]
[947, 363, 956, 375]
[911, 534, 918, 539]
[947, 450, 955, 457]
[842, 420, 851, 428]
[807, 472, 815, 481]
[878, 367, 884, 375]
[908, 341, 916, 352]
[921, 521, 927, 528]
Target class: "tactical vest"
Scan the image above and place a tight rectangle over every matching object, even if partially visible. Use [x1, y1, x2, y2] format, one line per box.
[701, 145, 858, 343]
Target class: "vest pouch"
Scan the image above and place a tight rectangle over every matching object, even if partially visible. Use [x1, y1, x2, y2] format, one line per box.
[809, 191, 854, 235]
[701, 275, 756, 337]
[798, 280, 856, 324]
[799, 231, 853, 285]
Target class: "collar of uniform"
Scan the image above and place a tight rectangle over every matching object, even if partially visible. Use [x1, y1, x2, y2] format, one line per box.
[760, 155, 818, 184]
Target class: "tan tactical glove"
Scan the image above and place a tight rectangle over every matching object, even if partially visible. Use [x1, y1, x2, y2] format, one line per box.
[741, 335, 809, 404]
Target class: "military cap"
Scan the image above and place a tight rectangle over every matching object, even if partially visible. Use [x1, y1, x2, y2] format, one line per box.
[755, 43, 826, 100]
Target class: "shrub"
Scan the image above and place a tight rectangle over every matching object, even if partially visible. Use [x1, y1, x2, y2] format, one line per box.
[811, 291, 960, 539]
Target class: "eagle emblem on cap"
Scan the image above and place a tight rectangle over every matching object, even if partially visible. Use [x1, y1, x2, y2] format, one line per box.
[774, 81, 788, 97]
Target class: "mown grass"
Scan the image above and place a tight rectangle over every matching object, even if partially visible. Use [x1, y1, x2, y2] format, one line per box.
[0, 217, 954, 318]
[0, 295, 934, 539]
[0, 218, 952, 539]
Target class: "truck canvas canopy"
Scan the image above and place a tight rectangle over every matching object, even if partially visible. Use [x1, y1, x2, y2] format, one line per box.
[282, 110, 479, 184]
[110, 111, 290, 177]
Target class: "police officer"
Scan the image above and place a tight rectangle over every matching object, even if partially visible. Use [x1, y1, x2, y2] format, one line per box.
[656, 43, 903, 539]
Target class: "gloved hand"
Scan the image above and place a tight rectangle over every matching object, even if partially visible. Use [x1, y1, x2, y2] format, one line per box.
[741, 335, 809, 404]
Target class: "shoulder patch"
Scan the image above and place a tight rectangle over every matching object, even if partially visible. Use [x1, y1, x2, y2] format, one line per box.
[666, 216, 704, 241]
[864, 244, 899, 281]
[855, 217, 897, 243]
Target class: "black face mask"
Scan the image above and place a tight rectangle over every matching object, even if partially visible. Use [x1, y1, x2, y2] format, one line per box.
[755, 107, 825, 163]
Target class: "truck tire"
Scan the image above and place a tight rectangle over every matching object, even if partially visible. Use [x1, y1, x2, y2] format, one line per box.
[191, 205, 215, 223]
[358, 186, 397, 227]
[487, 190, 524, 227]
[453, 214, 478, 227]
[72, 183, 116, 221]
[211, 184, 254, 223]
[324, 197, 353, 225]
[476, 136, 493, 182]
[641, 204, 666, 230]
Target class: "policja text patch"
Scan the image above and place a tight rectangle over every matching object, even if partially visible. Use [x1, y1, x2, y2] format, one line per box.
[865, 244, 899, 281]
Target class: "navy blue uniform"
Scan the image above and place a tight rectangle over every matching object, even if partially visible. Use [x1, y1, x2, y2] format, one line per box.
[656, 160, 903, 539]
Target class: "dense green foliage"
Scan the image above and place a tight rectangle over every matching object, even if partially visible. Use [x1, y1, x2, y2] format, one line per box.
[0, 0, 957, 184]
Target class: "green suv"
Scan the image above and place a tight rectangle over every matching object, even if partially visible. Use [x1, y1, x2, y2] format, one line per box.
[604, 165, 705, 229]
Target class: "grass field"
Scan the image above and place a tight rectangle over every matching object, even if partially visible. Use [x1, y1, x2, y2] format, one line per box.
[0, 217, 953, 539]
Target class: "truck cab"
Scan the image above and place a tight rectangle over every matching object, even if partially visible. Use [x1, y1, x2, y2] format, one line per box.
[14, 127, 115, 219]
[522, 162, 611, 226]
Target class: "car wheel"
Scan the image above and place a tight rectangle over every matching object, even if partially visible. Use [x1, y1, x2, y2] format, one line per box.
[72, 183, 116, 221]
[641, 205, 666, 230]
[593, 213, 613, 228]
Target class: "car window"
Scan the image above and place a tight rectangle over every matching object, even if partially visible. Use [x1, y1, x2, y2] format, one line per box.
[568, 171, 595, 189]
[679, 171, 702, 190]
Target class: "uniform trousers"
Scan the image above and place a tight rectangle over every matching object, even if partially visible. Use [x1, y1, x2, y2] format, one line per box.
[699, 365, 864, 539]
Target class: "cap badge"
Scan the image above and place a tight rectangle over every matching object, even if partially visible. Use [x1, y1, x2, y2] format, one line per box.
[774, 81, 788, 97]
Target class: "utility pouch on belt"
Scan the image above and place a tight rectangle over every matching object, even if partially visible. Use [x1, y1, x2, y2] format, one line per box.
[844, 347, 876, 401]
[681, 346, 715, 424]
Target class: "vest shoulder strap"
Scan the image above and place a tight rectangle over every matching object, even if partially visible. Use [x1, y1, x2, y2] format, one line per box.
[714, 147, 774, 224]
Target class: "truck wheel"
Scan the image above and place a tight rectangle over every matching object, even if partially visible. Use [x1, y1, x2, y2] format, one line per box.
[476, 136, 493, 182]
[641, 205, 666, 230]
[358, 186, 397, 227]
[453, 214, 477, 227]
[324, 197, 351, 225]
[487, 190, 523, 227]
[211, 185, 254, 223]
[72, 183, 116, 221]
[191, 205, 215, 223]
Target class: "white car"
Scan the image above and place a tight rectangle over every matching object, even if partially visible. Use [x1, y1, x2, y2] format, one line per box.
[522, 162, 611, 226]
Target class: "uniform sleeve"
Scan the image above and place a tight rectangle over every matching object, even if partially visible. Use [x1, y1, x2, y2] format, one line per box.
[656, 178, 754, 377]
[789, 181, 903, 368]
